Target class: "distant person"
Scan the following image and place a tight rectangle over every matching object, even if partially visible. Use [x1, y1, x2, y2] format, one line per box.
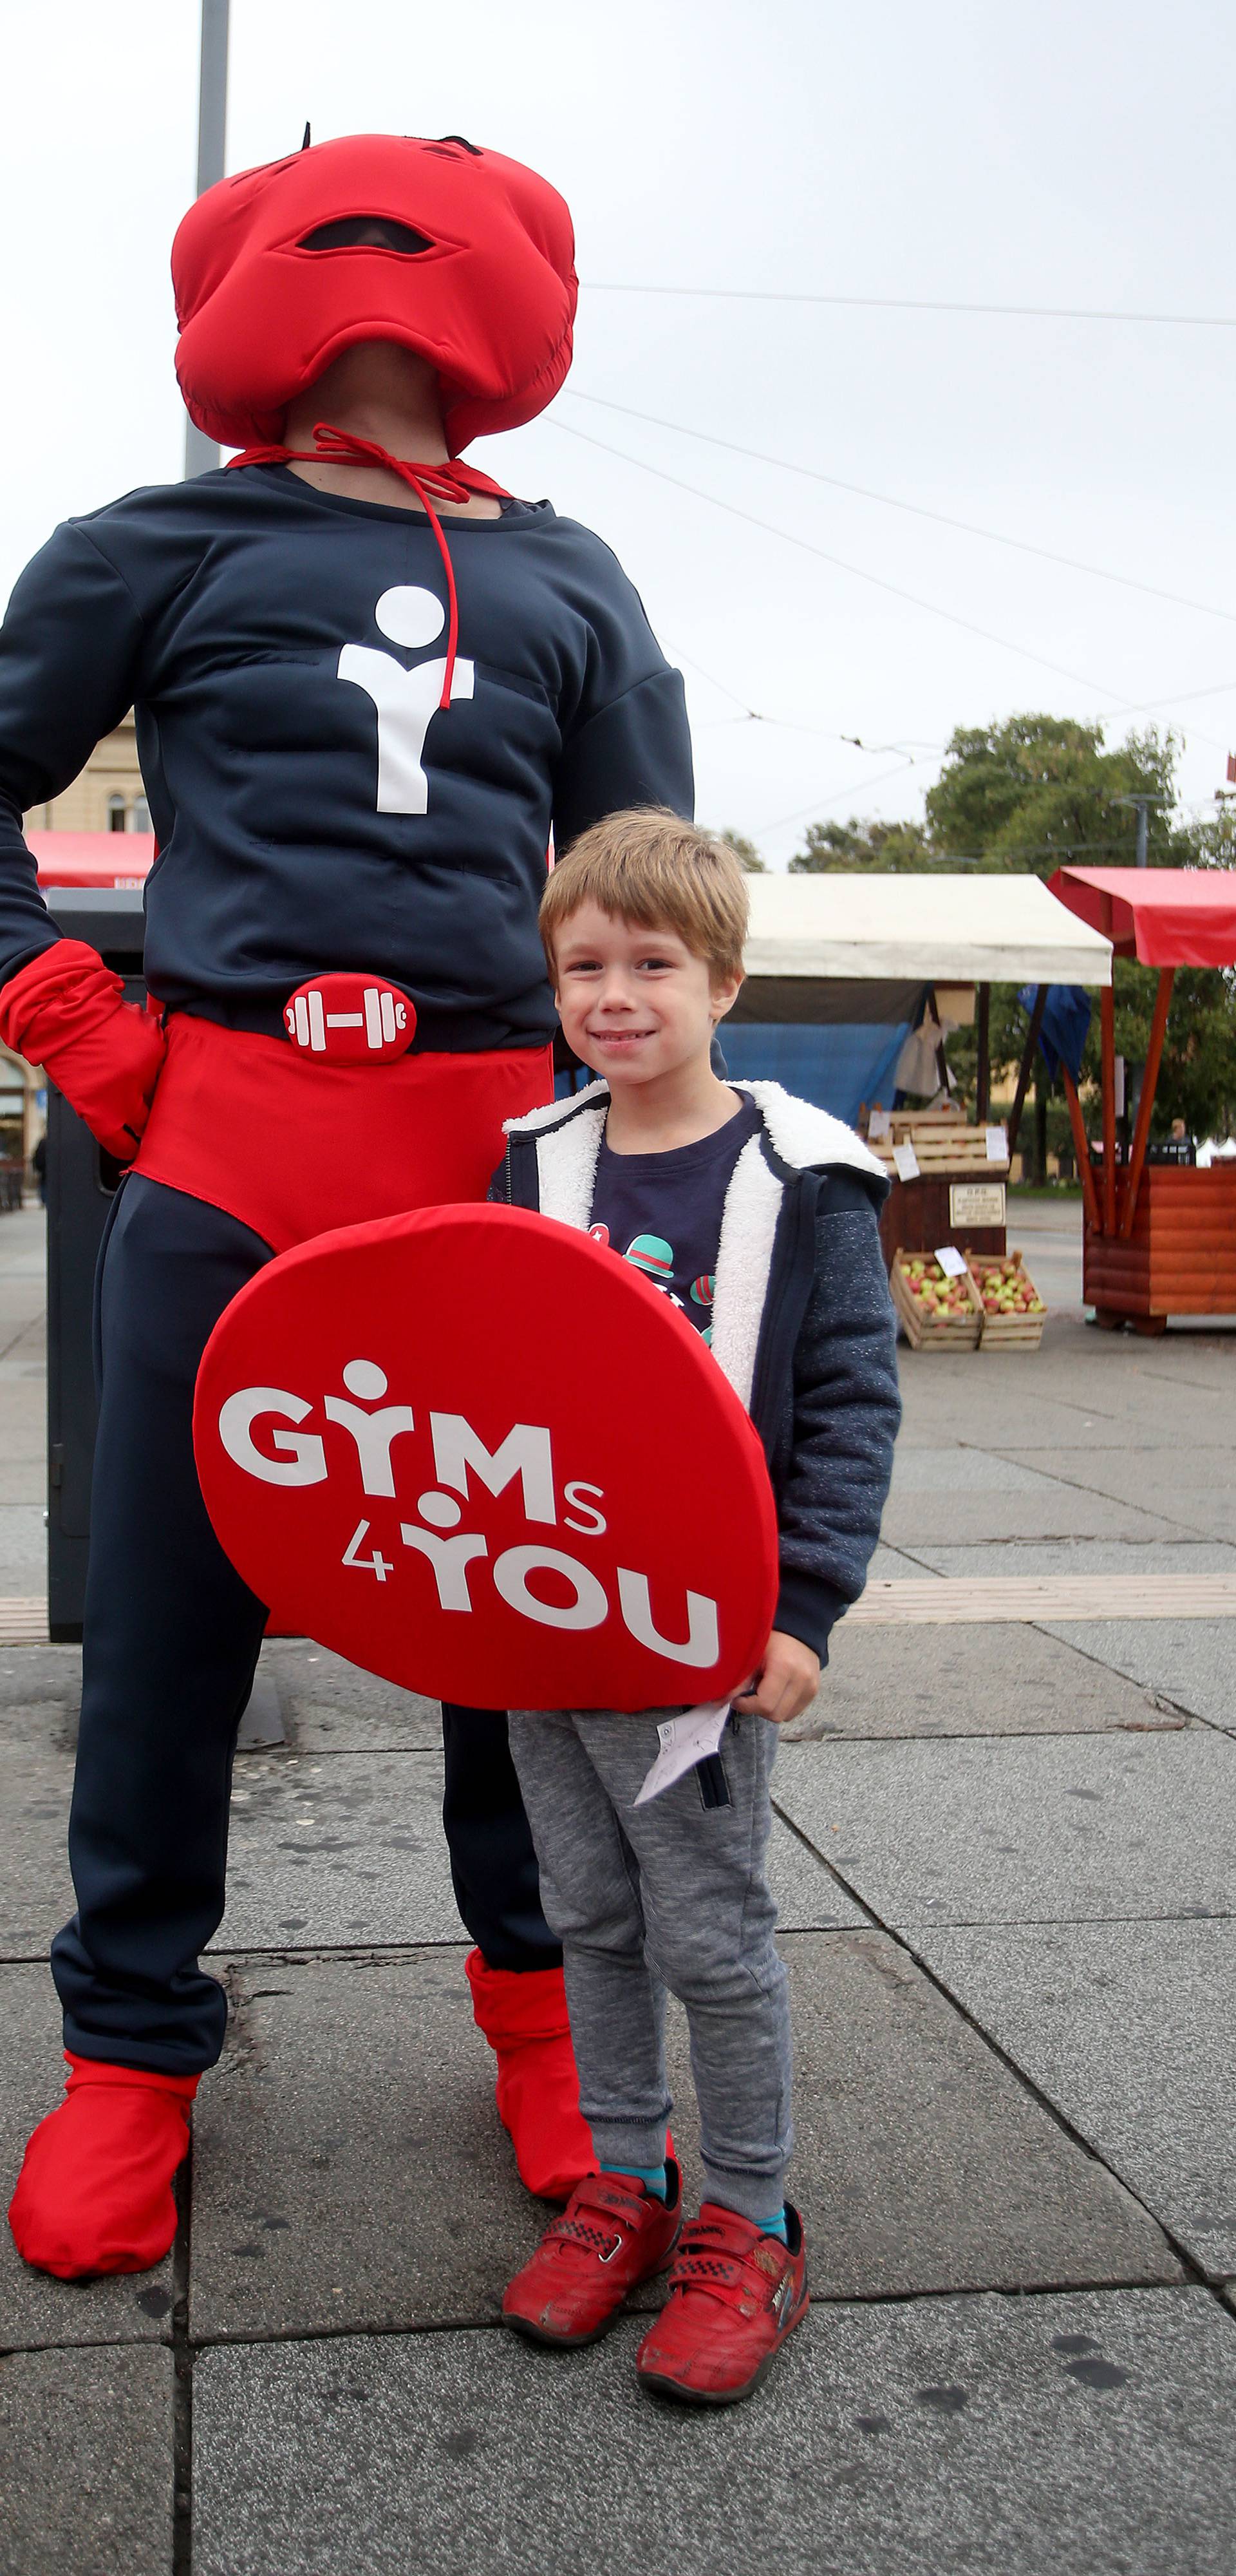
[494, 815, 901, 2405]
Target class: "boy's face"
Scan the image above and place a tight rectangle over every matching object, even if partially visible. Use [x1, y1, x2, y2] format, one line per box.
[553, 902, 741, 1091]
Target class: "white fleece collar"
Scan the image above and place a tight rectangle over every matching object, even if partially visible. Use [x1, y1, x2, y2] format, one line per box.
[505, 1077, 885, 1183]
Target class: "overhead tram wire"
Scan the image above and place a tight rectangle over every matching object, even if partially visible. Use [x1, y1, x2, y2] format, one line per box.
[662, 638, 943, 759]
[548, 419, 1131, 705]
[550, 421, 1235, 759]
[565, 392, 1236, 633]
[584, 284, 1236, 327]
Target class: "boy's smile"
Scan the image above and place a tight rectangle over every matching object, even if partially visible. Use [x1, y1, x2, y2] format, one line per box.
[552, 900, 743, 1151]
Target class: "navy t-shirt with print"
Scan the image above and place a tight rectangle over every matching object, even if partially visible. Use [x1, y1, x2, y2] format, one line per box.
[588, 1094, 763, 1344]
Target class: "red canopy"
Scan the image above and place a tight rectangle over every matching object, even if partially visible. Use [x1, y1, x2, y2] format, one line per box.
[30, 832, 154, 890]
[1048, 866, 1236, 969]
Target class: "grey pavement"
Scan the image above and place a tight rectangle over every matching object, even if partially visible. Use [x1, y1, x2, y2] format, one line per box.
[191, 2290, 1236, 2576]
[5, 1191, 1236, 2572]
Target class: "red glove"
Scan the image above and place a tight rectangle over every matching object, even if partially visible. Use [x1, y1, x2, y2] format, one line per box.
[0, 938, 167, 1162]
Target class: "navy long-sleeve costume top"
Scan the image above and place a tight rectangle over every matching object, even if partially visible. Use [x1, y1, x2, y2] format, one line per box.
[0, 466, 693, 1052]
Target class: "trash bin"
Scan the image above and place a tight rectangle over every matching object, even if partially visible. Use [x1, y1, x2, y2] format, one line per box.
[43, 887, 145, 1640]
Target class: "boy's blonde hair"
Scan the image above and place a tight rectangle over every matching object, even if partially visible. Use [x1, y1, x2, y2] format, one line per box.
[541, 809, 749, 989]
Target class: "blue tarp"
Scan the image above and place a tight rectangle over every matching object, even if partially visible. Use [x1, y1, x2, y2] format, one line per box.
[715, 1021, 911, 1129]
[1018, 983, 1093, 1083]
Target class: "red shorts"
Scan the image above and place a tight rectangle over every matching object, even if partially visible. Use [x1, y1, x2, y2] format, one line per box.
[135, 1011, 552, 1251]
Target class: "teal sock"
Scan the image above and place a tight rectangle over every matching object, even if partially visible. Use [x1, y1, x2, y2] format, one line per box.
[604, 2159, 668, 2201]
[755, 2207, 789, 2242]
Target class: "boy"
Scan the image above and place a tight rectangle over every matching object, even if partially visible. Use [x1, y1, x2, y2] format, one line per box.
[492, 811, 901, 2405]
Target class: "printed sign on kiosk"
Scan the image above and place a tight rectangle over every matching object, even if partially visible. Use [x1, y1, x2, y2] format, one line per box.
[194, 1204, 780, 1710]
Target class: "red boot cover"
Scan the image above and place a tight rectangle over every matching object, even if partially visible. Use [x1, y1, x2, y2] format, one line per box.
[8, 2055, 198, 2280]
[465, 1951, 596, 2201]
[0, 940, 167, 1162]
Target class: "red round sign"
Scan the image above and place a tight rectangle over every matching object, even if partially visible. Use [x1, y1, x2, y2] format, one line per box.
[193, 1205, 779, 1710]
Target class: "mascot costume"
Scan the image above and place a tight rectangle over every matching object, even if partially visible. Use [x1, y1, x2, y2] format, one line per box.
[0, 131, 693, 2278]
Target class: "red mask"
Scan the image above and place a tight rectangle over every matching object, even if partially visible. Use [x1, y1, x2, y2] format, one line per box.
[173, 131, 577, 453]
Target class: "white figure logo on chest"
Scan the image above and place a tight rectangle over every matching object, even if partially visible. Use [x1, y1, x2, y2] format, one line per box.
[337, 586, 475, 815]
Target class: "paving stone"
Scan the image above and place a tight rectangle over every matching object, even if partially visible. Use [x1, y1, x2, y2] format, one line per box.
[0, 1501, 48, 1590]
[998, 1444, 1236, 1503]
[908, 1536, 1236, 1578]
[766, 1815, 868, 1927]
[191, 2287, 1234, 2576]
[0, 1643, 80, 1716]
[189, 1948, 538, 2342]
[863, 1542, 928, 1579]
[0, 2344, 174, 2576]
[0, 1734, 75, 1955]
[812, 1619, 1187, 1738]
[1040, 1618, 1236, 1732]
[216, 1749, 465, 1952]
[917, 1918, 1236, 2279]
[772, 1728, 1236, 1927]
[889, 1447, 1071, 1494]
[0, 1966, 174, 2351]
[189, 1932, 1175, 2343]
[881, 1486, 1186, 1546]
[266, 1640, 443, 1753]
[0, 1458, 44, 1504]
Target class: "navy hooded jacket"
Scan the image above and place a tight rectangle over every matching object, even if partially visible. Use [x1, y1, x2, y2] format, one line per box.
[0, 466, 693, 1053]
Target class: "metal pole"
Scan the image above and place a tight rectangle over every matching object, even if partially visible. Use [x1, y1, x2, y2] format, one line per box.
[1006, 984, 1045, 1174]
[183, 0, 230, 478]
[1114, 792, 1165, 869]
[976, 983, 990, 1124]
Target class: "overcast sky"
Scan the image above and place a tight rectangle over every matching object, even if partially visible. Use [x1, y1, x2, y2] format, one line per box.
[5, 0, 1236, 864]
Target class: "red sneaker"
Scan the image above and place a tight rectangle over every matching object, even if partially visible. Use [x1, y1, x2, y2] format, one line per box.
[503, 2163, 682, 2347]
[635, 2202, 809, 2405]
[8, 2054, 198, 2280]
[465, 1950, 595, 2200]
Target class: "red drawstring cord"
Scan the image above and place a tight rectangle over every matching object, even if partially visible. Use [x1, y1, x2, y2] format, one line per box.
[227, 424, 509, 709]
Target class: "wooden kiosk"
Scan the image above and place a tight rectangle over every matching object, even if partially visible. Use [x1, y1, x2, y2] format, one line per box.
[1047, 867, 1236, 1332]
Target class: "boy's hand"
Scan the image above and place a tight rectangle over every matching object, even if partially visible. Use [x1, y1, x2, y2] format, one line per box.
[733, 1630, 821, 1727]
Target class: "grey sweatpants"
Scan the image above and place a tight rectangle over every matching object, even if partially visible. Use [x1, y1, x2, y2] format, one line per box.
[507, 1708, 793, 2223]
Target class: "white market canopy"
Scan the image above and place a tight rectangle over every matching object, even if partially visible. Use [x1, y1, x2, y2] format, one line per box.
[742, 873, 1113, 989]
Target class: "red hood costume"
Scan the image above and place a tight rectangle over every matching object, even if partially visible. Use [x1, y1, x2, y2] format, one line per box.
[1, 131, 695, 2280]
[173, 129, 577, 453]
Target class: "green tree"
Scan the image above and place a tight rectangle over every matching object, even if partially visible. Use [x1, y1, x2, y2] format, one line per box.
[923, 714, 1194, 876]
[789, 815, 930, 873]
[714, 828, 765, 873]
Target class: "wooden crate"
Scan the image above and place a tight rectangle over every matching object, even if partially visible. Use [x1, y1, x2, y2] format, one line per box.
[890, 1249, 983, 1351]
[878, 1173, 1006, 1269]
[868, 1105, 1005, 1179]
[966, 1248, 1048, 1350]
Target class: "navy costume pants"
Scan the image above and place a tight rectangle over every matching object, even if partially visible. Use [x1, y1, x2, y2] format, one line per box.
[51, 1173, 559, 2077]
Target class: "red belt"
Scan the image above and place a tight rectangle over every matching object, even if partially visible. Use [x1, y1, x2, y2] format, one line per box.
[135, 1003, 552, 1253]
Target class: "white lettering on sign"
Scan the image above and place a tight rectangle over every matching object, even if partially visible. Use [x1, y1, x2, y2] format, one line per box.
[562, 1480, 608, 1537]
[216, 1376, 721, 1664]
[218, 1388, 328, 1488]
[492, 1544, 608, 1632]
[342, 1520, 394, 1582]
[324, 1358, 416, 1497]
[400, 1522, 490, 1611]
[430, 1413, 556, 1524]
[617, 1569, 720, 1669]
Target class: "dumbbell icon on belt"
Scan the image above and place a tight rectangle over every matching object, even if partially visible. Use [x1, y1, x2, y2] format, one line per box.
[283, 973, 417, 1064]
